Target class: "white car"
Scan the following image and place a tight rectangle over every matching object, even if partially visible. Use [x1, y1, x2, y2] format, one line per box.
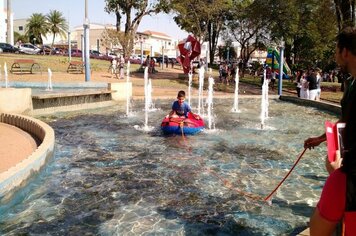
[19, 43, 41, 54]
[107, 52, 117, 58]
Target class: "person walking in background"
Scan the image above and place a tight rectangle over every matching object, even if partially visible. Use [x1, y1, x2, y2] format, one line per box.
[149, 57, 155, 74]
[119, 55, 125, 79]
[307, 69, 318, 100]
[306, 27, 356, 235]
[300, 70, 309, 99]
[295, 70, 303, 97]
[315, 68, 322, 101]
[111, 57, 118, 78]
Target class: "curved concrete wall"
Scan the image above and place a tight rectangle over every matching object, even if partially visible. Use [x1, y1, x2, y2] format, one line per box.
[279, 95, 341, 116]
[0, 113, 55, 198]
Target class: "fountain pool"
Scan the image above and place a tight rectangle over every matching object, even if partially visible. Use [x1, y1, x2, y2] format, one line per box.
[0, 98, 338, 235]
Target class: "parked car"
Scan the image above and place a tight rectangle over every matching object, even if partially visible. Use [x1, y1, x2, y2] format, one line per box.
[0, 43, 20, 53]
[90, 50, 102, 57]
[107, 52, 117, 59]
[155, 56, 169, 64]
[19, 43, 40, 54]
[70, 49, 82, 57]
[38, 45, 56, 55]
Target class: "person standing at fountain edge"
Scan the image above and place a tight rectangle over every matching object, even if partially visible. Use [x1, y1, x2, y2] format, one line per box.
[307, 27, 356, 235]
[167, 90, 200, 119]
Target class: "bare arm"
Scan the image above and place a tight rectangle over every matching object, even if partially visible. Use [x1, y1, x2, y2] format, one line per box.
[309, 208, 338, 235]
[304, 133, 327, 149]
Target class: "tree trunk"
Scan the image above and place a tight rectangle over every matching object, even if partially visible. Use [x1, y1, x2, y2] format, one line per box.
[115, 11, 121, 31]
[334, 0, 355, 30]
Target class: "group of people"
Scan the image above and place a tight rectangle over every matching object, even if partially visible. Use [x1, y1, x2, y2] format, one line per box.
[305, 26, 356, 235]
[219, 61, 238, 85]
[144, 55, 157, 74]
[294, 68, 322, 100]
[111, 55, 125, 79]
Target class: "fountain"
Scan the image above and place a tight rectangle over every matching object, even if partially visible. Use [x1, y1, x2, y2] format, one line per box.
[197, 66, 205, 115]
[0, 97, 338, 235]
[187, 71, 193, 107]
[4, 62, 9, 88]
[136, 67, 155, 132]
[46, 68, 53, 91]
[126, 61, 131, 116]
[206, 75, 215, 130]
[232, 68, 240, 113]
[260, 69, 269, 129]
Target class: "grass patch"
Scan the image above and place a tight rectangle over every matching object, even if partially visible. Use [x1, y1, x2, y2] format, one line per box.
[0, 53, 142, 73]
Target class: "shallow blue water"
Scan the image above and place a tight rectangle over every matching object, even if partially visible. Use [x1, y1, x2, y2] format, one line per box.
[0, 98, 337, 235]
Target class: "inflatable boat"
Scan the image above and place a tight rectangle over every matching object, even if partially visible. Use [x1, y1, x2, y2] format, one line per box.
[161, 113, 204, 135]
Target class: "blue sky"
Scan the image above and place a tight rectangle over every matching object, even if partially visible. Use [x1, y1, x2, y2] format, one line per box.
[11, 0, 188, 40]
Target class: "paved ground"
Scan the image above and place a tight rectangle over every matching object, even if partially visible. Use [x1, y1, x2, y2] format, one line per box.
[0, 123, 37, 173]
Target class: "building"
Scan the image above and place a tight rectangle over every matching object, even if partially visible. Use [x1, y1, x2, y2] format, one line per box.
[0, 0, 14, 44]
[71, 24, 178, 57]
[135, 30, 178, 58]
[71, 23, 115, 53]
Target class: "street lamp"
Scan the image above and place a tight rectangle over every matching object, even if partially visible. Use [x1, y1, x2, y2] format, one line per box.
[278, 39, 285, 95]
[68, 31, 71, 62]
[83, 0, 91, 82]
[140, 37, 144, 65]
[33, 37, 36, 45]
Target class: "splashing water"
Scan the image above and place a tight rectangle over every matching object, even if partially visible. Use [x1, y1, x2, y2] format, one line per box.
[207, 76, 215, 130]
[141, 67, 155, 131]
[144, 67, 149, 129]
[197, 66, 205, 115]
[46, 68, 53, 91]
[188, 71, 193, 107]
[260, 69, 269, 129]
[232, 68, 240, 113]
[147, 79, 155, 111]
[4, 62, 8, 88]
[126, 61, 131, 116]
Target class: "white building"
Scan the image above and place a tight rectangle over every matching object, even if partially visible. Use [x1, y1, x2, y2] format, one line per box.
[135, 30, 178, 58]
[0, 0, 14, 44]
[70, 24, 178, 57]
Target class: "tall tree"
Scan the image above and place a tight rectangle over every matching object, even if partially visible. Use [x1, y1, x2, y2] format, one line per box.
[104, 0, 168, 58]
[334, 0, 355, 30]
[25, 13, 48, 45]
[168, 0, 232, 63]
[46, 10, 68, 47]
[251, 0, 338, 69]
[225, 0, 268, 71]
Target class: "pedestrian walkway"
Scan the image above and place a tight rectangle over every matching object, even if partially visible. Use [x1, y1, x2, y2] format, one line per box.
[0, 123, 37, 173]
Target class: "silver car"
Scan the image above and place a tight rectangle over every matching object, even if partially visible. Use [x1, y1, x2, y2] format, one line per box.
[19, 43, 41, 54]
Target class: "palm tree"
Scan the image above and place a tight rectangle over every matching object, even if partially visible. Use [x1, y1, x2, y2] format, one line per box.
[25, 13, 48, 45]
[46, 10, 68, 47]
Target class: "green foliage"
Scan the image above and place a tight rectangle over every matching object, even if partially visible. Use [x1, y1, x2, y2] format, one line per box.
[25, 10, 68, 46]
[225, 0, 339, 72]
[26, 13, 49, 44]
[14, 32, 28, 43]
[104, 0, 167, 57]
[46, 10, 68, 46]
